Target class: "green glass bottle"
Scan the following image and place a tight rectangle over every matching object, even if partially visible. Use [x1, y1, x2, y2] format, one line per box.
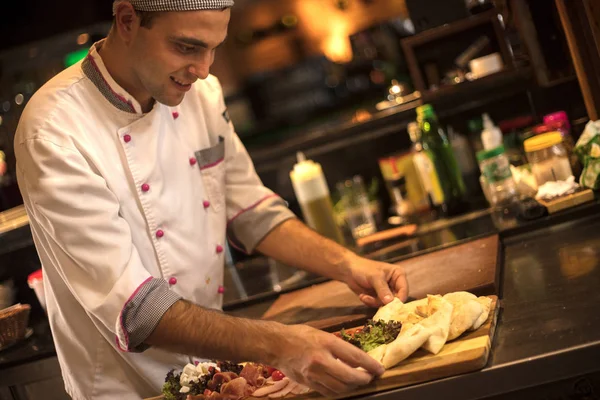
[416, 104, 466, 214]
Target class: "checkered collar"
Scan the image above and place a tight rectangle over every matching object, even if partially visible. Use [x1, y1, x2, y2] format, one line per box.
[81, 40, 144, 114]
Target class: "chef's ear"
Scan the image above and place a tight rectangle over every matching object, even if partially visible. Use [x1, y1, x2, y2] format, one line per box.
[113, 2, 139, 43]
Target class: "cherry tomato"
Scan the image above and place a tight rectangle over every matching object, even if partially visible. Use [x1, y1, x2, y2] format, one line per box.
[265, 366, 277, 377]
[271, 370, 285, 381]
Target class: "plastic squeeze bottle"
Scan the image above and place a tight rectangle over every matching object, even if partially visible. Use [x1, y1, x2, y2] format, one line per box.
[481, 113, 503, 150]
[290, 152, 345, 244]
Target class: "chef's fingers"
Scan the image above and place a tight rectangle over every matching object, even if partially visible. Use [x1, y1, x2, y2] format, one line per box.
[391, 268, 409, 302]
[321, 357, 373, 387]
[370, 276, 395, 305]
[359, 293, 383, 308]
[330, 337, 385, 377]
[310, 362, 365, 395]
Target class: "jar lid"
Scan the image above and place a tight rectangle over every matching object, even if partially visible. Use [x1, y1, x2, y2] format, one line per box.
[524, 131, 563, 152]
[477, 145, 506, 162]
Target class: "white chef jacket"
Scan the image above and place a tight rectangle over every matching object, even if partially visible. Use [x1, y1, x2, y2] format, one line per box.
[14, 41, 295, 399]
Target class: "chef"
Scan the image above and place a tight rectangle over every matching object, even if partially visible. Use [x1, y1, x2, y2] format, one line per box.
[14, 0, 409, 399]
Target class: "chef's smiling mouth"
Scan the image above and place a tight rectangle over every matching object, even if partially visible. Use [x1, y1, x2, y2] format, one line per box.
[170, 76, 194, 88]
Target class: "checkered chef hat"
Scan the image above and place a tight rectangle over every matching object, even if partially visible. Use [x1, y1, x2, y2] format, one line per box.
[113, 0, 234, 13]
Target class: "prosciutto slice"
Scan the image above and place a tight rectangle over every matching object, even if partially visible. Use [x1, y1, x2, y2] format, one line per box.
[221, 377, 253, 399]
[207, 372, 240, 391]
[252, 378, 290, 397]
[268, 381, 298, 398]
[240, 363, 266, 387]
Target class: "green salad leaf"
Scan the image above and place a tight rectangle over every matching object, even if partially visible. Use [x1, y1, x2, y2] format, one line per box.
[340, 319, 402, 352]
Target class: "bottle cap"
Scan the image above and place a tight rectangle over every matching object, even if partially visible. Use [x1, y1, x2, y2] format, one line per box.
[524, 132, 563, 153]
[477, 145, 506, 162]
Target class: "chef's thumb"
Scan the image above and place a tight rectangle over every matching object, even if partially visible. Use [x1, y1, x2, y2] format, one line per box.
[371, 279, 394, 305]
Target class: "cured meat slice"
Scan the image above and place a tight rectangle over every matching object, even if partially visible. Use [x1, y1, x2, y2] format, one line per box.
[240, 363, 266, 387]
[291, 383, 311, 395]
[221, 377, 252, 399]
[207, 372, 239, 391]
[269, 381, 298, 398]
[252, 378, 290, 397]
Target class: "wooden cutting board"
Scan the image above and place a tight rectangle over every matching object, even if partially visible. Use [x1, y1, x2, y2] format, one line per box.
[301, 295, 500, 399]
[261, 280, 374, 332]
[262, 235, 500, 331]
[146, 296, 499, 400]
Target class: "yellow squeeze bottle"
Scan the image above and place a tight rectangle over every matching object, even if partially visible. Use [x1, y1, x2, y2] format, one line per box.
[290, 152, 345, 244]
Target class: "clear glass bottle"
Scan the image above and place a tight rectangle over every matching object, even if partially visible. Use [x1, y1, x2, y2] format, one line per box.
[476, 145, 517, 207]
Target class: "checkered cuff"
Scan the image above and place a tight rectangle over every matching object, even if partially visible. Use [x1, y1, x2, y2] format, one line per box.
[115, 0, 234, 12]
[116, 278, 182, 353]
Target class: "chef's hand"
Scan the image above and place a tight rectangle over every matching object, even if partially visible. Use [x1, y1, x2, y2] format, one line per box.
[342, 256, 409, 307]
[272, 324, 384, 397]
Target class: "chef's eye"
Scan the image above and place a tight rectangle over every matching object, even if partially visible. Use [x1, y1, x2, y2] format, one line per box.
[176, 43, 196, 54]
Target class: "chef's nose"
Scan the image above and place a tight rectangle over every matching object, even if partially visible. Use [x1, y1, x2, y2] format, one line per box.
[188, 60, 211, 80]
[188, 65, 209, 80]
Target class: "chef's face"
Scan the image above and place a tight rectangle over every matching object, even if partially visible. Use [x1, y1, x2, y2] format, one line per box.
[128, 8, 230, 107]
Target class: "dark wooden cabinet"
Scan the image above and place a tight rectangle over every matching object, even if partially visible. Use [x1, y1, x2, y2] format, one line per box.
[0, 357, 70, 400]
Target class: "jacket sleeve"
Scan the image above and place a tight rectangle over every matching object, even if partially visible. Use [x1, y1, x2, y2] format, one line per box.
[223, 130, 297, 254]
[15, 136, 181, 352]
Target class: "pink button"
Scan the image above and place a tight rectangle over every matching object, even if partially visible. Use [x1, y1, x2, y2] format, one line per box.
[123, 134, 132, 143]
[141, 183, 150, 192]
[172, 111, 180, 120]
[156, 230, 164, 238]
[218, 285, 225, 294]
[189, 157, 197, 166]
[216, 245, 224, 254]
[169, 277, 177, 285]
[203, 200, 211, 209]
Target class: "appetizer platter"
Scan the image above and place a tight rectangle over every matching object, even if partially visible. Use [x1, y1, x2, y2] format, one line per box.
[148, 291, 499, 400]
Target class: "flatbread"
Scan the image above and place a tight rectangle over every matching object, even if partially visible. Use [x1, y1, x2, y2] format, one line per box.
[443, 291, 477, 304]
[373, 297, 429, 324]
[417, 296, 453, 354]
[367, 342, 388, 364]
[367, 292, 490, 370]
[470, 296, 493, 331]
[399, 312, 423, 334]
[447, 299, 483, 340]
[375, 324, 432, 369]
[372, 298, 404, 322]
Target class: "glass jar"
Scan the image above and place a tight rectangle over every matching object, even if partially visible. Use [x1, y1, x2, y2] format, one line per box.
[524, 132, 573, 186]
[336, 176, 377, 240]
[476, 145, 517, 207]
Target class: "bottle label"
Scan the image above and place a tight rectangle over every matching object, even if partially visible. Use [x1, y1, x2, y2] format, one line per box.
[414, 152, 444, 205]
[481, 159, 512, 183]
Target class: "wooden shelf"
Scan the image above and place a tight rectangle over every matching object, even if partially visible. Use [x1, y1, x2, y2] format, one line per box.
[402, 10, 503, 48]
[421, 67, 533, 104]
[401, 9, 515, 94]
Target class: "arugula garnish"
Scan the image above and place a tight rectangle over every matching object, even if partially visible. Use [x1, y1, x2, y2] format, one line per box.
[340, 319, 402, 352]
